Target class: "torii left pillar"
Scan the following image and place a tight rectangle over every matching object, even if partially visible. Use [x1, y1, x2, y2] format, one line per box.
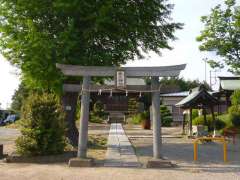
[69, 76, 93, 167]
[147, 76, 173, 168]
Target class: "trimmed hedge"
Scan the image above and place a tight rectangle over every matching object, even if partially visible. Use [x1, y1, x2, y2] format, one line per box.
[160, 105, 173, 127]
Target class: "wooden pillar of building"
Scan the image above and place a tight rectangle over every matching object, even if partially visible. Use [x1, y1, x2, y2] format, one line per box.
[182, 113, 186, 135]
[203, 106, 207, 127]
[189, 108, 193, 136]
[77, 76, 91, 158]
[226, 92, 231, 107]
[210, 106, 216, 136]
[151, 77, 162, 159]
[217, 96, 221, 114]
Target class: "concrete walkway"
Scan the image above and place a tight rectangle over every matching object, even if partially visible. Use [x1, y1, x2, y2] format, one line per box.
[104, 123, 141, 167]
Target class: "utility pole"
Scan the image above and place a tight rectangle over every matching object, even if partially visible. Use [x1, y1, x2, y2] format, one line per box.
[202, 58, 208, 83]
[209, 69, 220, 89]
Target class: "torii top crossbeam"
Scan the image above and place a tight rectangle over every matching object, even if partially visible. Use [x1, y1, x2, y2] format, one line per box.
[56, 63, 186, 77]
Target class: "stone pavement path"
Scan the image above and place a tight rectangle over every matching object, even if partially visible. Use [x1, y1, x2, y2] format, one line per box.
[104, 123, 141, 167]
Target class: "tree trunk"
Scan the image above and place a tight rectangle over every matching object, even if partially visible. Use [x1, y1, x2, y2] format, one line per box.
[61, 92, 79, 147]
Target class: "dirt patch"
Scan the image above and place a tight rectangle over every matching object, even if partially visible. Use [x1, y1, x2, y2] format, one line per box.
[88, 134, 107, 165]
[4, 151, 75, 164]
[3, 134, 107, 165]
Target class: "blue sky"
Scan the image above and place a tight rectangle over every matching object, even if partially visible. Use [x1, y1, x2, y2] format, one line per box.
[0, 0, 238, 109]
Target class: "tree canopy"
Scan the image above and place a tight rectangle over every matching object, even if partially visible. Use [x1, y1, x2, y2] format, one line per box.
[159, 77, 210, 91]
[0, 0, 182, 93]
[11, 82, 30, 113]
[197, 0, 240, 74]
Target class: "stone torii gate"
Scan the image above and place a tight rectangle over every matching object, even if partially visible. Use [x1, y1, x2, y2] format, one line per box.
[56, 63, 186, 167]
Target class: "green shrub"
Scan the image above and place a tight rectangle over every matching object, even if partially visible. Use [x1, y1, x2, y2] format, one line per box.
[192, 114, 214, 131]
[130, 111, 149, 124]
[228, 105, 240, 114]
[231, 90, 240, 106]
[214, 118, 226, 130]
[90, 101, 106, 123]
[217, 114, 232, 128]
[128, 98, 139, 115]
[193, 114, 226, 131]
[131, 113, 142, 124]
[226, 90, 240, 128]
[93, 101, 105, 117]
[90, 112, 104, 123]
[160, 105, 173, 126]
[162, 116, 173, 127]
[16, 93, 66, 156]
[193, 115, 206, 125]
[229, 113, 240, 127]
[192, 109, 199, 119]
[141, 111, 150, 120]
[160, 105, 171, 116]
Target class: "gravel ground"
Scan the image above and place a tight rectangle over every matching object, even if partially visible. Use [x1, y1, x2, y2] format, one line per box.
[0, 163, 239, 180]
[1, 125, 240, 180]
[0, 128, 20, 154]
[125, 126, 240, 164]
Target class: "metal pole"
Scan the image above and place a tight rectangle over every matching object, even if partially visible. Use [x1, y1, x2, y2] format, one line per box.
[151, 76, 162, 159]
[202, 58, 207, 82]
[223, 141, 227, 162]
[77, 76, 91, 158]
[193, 141, 198, 161]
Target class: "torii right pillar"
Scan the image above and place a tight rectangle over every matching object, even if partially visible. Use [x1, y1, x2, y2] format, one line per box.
[147, 76, 174, 168]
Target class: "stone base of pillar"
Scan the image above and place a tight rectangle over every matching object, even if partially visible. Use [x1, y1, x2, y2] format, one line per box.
[147, 158, 175, 168]
[68, 157, 93, 167]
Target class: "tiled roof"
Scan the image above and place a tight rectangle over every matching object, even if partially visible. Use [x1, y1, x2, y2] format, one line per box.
[175, 85, 218, 108]
[160, 91, 189, 97]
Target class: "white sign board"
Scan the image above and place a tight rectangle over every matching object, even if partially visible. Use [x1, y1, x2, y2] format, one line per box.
[65, 105, 72, 111]
[116, 70, 126, 88]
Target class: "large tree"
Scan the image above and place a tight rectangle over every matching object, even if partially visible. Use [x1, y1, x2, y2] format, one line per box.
[0, 0, 182, 146]
[0, 0, 182, 91]
[197, 0, 240, 74]
[11, 82, 30, 113]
